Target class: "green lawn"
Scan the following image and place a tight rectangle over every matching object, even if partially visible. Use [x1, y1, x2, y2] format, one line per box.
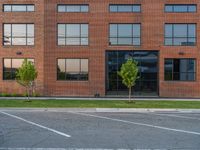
[0, 100, 200, 108]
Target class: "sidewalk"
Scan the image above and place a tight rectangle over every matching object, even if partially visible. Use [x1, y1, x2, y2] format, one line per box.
[0, 107, 200, 113]
[0, 96, 200, 101]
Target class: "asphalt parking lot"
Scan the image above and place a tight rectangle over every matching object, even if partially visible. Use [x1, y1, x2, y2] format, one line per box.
[0, 109, 200, 149]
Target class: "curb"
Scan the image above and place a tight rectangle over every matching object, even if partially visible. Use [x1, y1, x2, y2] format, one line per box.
[0, 97, 200, 101]
[0, 108, 200, 113]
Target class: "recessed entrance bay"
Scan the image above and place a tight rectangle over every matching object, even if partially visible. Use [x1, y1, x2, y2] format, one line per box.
[106, 51, 158, 96]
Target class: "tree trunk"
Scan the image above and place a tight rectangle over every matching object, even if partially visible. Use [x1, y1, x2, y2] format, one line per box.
[31, 82, 33, 97]
[129, 87, 131, 103]
[132, 87, 134, 103]
[26, 86, 30, 102]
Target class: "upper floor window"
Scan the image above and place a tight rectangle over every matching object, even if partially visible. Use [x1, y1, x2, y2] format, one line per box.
[58, 24, 88, 46]
[109, 24, 141, 46]
[165, 24, 196, 46]
[165, 4, 197, 13]
[3, 24, 34, 46]
[58, 4, 89, 12]
[3, 58, 34, 80]
[164, 59, 196, 81]
[3, 4, 35, 12]
[110, 4, 141, 12]
[57, 59, 88, 81]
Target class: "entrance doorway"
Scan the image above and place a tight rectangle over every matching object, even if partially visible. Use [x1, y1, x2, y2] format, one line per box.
[106, 51, 159, 96]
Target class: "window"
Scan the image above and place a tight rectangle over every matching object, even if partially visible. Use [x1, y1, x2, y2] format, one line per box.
[3, 24, 34, 46]
[165, 4, 197, 13]
[109, 24, 141, 46]
[164, 59, 196, 81]
[58, 4, 89, 12]
[58, 24, 88, 45]
[57, 59, 88, 81]
[3, 4, 35, 12]
[165, 24, 196, 46]
[3, 58, 34, 80]
[106, 51, 158, 95]
[109, 4, 141, 12]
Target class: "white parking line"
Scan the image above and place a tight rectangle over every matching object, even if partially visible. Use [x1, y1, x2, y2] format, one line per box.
[0, 111, 71, 138]
[145, 113, 200, 121]
[68, 112, 200, 136]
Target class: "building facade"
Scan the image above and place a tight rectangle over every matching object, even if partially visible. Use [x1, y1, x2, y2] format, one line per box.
[0, 0, 200, 98]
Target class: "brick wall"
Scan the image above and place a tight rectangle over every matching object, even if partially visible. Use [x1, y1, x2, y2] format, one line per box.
[0, 0, 45, 95]
[0, 0, 200, 97]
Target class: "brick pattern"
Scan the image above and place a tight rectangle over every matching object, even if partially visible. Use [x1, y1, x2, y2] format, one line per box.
[0, 0, 200, 98]
[0, 0, 45, 95]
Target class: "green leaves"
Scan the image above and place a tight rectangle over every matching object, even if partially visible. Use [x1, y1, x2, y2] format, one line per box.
[16, 59, 37, 87]
[118, 58, 139, 89]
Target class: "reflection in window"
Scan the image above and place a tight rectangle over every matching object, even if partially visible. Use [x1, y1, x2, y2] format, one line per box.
[165, 24, 196, 46]
[165, 4, 196, 13]
[3, 24, 34, 46]
[58, 4, 89, 12]
[3, 4, 34, 12]
[109, 24, 141, 46]
[3, 59, 34, 80]
[164, 59, 196, 81]
[57, 59, 88, 80]
[58, 24, 88, 45]
[106, 51, 158, 96]
[110, 4, 141, 12]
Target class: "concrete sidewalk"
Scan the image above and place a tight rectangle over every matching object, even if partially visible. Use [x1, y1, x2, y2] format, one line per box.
[1, 108, 200, 113]
[0, 96, 200, 101]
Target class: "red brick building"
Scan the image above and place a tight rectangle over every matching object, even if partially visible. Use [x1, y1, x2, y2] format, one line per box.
[0, 0, 200, 98]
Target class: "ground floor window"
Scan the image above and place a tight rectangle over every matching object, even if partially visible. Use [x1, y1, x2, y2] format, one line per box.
[164, 58, 196, 81]
[3, 58, 34, 80]
[106, 51, 158, 96]
[57, 59, 88, 81]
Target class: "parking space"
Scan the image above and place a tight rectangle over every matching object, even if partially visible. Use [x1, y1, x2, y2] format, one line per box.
[0, 109, 200, 149]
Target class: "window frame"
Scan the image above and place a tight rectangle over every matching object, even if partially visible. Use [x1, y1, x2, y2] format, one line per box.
[57, 58, 89, 81]
[3, 23, 35, 46]
[57, 23, 89, 46]
[165, 4, 197, 13]
[3, 4, 35, 12]
[3, 58, 35, 81]
[164, 23, 196, 46]
[109, 4, 141, 13]
[164, 58, 196, 81]
[109, 23, 141, 46]
[57, 4, 89, 13]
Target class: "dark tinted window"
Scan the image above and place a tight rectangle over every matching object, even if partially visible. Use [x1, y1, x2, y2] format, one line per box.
[3, 4, 34, 12]
[110, 4, 141, 12]
[57, 59, 88, 81]
[106, 51, 158, 96]
[164, 59, 196, 81]
[165, 24, 196, 46]
[165, 4, 197, 13]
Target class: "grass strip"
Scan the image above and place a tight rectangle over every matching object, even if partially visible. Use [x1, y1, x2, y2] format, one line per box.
[0, 100, 200, 108]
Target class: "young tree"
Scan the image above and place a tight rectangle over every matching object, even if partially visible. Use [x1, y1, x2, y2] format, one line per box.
[16, 59, 37, 101]
[118, 58, 139, 102]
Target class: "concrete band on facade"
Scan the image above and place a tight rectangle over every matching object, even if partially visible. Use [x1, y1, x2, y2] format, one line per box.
[0, 0, 200, 98]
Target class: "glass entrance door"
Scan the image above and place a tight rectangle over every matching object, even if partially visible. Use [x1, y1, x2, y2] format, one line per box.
[106, 51, 158, 96]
